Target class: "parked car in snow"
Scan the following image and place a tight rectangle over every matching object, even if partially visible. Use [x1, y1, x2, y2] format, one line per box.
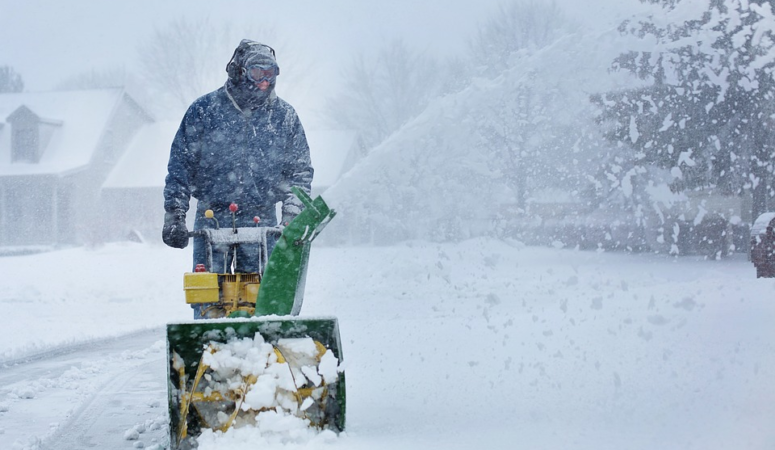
[751, 212, 775, 278]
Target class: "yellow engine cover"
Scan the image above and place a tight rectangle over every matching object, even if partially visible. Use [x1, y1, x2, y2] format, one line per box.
[184, 273, 219, 304]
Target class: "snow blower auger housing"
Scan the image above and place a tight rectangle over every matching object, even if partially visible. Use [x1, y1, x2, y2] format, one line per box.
[166, 188, 344, 449]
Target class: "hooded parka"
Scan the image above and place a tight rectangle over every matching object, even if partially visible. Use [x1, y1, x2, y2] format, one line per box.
[163, 40, 313, 277]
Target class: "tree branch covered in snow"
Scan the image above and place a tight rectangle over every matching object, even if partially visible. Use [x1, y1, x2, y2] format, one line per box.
[597, 0, 775, 219]
[136, 18, 304, 118]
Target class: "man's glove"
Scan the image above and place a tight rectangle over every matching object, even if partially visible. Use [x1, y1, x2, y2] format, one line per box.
[162, 210, 189, 249]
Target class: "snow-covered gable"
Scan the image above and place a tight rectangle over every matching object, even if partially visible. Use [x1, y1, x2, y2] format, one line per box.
[5, 105, 63, 164]
[0, 88, 125, 176]
[103, 120, 178, 189]
[6, 104, 63, 126]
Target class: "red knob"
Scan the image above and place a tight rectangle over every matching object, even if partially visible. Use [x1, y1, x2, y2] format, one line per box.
[195, 264, 207, 273]
[253, 216, 260, 224]
[229, 203, 238, 212]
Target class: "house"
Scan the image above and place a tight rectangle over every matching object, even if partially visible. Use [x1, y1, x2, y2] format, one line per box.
[0, 88, 152, 250]
[101, 120, 178, 243]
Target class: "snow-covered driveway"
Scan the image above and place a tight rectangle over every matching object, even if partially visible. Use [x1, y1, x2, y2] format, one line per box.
[0, 329, 168, 449]
[1, 240, 773, 449]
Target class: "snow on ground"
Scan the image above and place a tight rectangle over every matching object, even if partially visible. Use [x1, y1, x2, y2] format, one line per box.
[0, 242, 191, 361]
[1, 239, 774, 449]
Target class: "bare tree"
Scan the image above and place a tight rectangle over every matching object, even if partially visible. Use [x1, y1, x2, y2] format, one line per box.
[137, 18, 305, 117]
[468, 0, 576, 78]
[0, 65, 24, 93]
[325, 39, 445, 151]
[471, 0, 580, 209]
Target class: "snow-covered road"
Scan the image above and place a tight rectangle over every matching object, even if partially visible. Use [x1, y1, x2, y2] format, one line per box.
[1, 329, 168, 449]
[1, 239, 774, 449]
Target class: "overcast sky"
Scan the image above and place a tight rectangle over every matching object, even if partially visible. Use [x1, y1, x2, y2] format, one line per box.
[1, 0, 640, 91]
[0, 0, 646, 133]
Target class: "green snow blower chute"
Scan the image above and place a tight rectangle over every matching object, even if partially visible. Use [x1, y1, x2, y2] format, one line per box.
[166, 188, 344, 449]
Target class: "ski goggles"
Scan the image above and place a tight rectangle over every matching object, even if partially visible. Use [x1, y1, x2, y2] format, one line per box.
[246, 64, 278, 83]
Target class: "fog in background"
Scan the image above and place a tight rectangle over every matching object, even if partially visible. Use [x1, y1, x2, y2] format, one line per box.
[2, 0, 773, 256]
[1, 0, 636, 125]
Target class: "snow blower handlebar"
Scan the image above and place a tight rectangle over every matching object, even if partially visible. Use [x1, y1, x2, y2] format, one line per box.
[188, 227, 282, 275]
[185, 187, 336, 316]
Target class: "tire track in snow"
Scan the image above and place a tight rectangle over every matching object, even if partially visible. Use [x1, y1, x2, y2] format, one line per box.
[39, 357, 168, 450]
[0, 327, 164, 368]
[0, 328, 168, 449]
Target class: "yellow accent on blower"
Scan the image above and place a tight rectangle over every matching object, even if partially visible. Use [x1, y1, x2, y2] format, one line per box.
[183, 273, 219, 303]
[183, 272, 261, 318]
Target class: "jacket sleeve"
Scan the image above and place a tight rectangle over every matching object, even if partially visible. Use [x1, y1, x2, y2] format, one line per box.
[163, 108, 200, 214]
[280, 112, 314, 217]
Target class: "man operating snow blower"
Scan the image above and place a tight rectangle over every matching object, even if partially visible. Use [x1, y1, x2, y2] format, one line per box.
[162, 39, 314, 319]
[160, 41, 344, 448]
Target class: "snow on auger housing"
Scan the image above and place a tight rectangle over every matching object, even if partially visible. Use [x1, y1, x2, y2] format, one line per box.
[166, 187, 345, 449]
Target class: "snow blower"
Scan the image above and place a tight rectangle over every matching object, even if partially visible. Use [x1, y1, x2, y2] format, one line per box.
[166, 188, 344, 449]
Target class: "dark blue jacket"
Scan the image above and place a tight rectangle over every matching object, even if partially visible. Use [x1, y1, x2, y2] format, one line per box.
[164, 86, 313, 226]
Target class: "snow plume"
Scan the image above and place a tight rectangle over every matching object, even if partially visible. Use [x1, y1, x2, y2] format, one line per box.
[323, 32, 640, 244]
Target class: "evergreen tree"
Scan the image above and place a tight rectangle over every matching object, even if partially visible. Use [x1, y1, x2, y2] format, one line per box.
[595, 0, 775, 220]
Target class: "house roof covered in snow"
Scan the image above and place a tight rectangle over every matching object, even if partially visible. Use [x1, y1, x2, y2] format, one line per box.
[103, 120, 178, 189]
[0, 88, 128, 176]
